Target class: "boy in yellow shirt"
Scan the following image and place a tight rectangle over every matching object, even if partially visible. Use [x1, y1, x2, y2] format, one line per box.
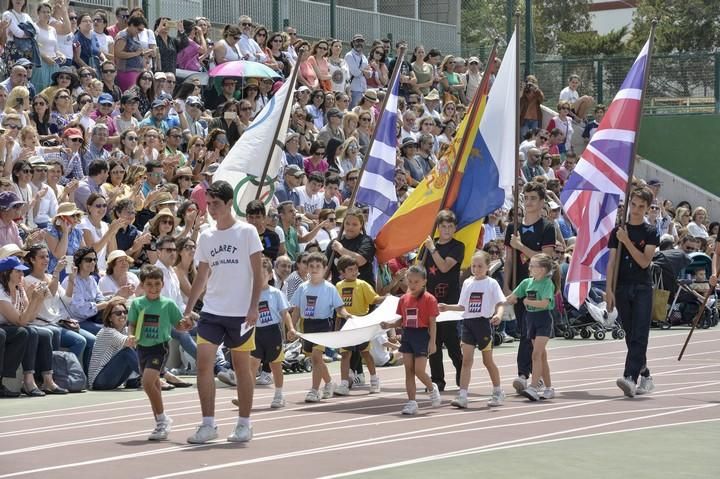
[334, 255, 385, 395]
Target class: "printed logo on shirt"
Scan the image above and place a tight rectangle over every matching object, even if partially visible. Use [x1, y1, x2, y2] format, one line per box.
[405, 307, 419, 328]
[258, 300, 272, 325]
[468, 292, 484, 314]
[341, 287, 354, 307]
[434, 283, 449, 301]
[304, 295, 317, 318]
[143, 313, 160, 340]
[527, 290, 538, 301]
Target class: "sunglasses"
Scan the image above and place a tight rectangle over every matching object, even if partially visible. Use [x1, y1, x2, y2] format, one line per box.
[178, 176, 191, 182]
[126, 136, 138, 141]
[20, 169, 32, 174]
[111, 310, 128, 318]
[69, 138, 83, 143]
[159, 245, 177, 250]
[80, 72, 93, 78]
[347, 176, 358, 181]
[57, 95, 70, 99]
[182, 244, 196, 250]
[93, 203, 107, 208]
[102, 70, 116, 74]
[58, 76, 71, 81]
[241, 22, 253, 27]
[69, 16, 78, 21]
[5, 124, 21, 130]
[488, 250, 500, 255]
[82, 257, 98, 263]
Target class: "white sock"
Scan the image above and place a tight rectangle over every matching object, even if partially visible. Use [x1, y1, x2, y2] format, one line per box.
[370, 374, 378, 381]
[458, 389, 468, 398]
[274, 387, 283, 396]
[340, 380, 349, 387]
[156, 413, 167, 423]
[493, 386, 502, 393]
[202, 416, 215, 427]
[237, 416, 250, 428]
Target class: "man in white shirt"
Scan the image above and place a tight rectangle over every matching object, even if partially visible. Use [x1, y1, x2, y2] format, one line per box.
[559, 74, 594, 122]
[155, 235, 185, 310]
[294, 172, 325, 220]
[345, 34, 371, 108]
[284, 26, 298, 66]
[28, 157, 57, 229]
[465, 57, 483, 103]
[238, 15, 266, 63]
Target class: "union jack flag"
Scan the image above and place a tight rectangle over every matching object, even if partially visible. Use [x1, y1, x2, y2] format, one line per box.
[560, 38, 652, 309]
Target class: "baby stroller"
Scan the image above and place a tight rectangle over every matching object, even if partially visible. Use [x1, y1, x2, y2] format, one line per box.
[281, 339, 312, 373]
[560, 286, 625, 340]
[663, 252, 719, 329]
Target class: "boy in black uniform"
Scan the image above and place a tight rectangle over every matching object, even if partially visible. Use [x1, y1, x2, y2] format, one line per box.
[423, 210, 464, 391]
[606, 186, 659, 397]
[504, 182, 556, 394]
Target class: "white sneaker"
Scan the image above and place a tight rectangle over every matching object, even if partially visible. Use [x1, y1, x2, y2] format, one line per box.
[227, 423, 253, 443]
[187, 424, 218, 444]
[636, 376, 655, 395]
[322, 354, 333, 363]
[512, 376, 527, 394]
[451, 394, 468, 408]
[501, 332, 514, 343]
[217, 369, 236, 386]
[353, 373, 366, 386]
[148, 416, 172, 441]
[322, 381, 336, 399]
[334, 383, 350, 396]
[305, 389, 321, 403]
[429, 383, 442, 407]
[616, 376, 637, 398]
[401, 400, 418, 415]
[540, 387, 555, 400]
[256, 371, 273, 385]
[488, 389, 505, 407]
[270, 393, 285, 408]
[520, 385, 540, 401]
[537, 378, 545, 390]
[369, 376, 380, 394]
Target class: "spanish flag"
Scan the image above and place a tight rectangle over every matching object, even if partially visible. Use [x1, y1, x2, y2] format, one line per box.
[376, 35, 517, 268]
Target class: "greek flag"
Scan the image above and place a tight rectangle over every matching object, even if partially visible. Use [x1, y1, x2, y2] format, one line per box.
[355, 73, 400, 238]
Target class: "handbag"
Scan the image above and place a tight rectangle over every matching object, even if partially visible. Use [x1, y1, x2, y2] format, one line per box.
[652, 267, 670, 323]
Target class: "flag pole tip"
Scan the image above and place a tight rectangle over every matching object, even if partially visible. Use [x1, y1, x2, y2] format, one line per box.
[651, 18, 658, 26]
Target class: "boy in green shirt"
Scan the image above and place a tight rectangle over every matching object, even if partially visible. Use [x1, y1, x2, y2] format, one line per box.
[128, 265, 191, 441]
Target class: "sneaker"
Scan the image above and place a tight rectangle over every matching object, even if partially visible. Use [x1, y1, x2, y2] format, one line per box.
[451, 394, 468, 408]
[305, 389, 321, 403]
[429, 383, 442, 407]
[401, 400, 418, 415]
[512, 376, 527, 394]
[322, 381, 336, 399]
[501, 332, 514, 343]
[227, 423, 253, 443]
[520, 385, 540, 401]
[217, 369, 236, 386]
[369, 376, 381, 394]
[488, 390, 505, 407]
[347, 372, 355, 389]
[334, 383, 350, 396]
[636, 376, 655, 395]
[333, 353, 342, 361]
[537, 378, 545, 390]
[540, 387, 555, 400]
[616, 376, 636, 398]
[353, 373, 366, 386]
[322, 354, 333, 363]
[256, 371, 273, 386]
[187, 424, 218, 444]
[148, 417, 172, 441]
[270, 393, 286, 408]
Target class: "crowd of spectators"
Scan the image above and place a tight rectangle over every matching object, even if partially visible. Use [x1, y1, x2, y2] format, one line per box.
[0, 1, 716, 398]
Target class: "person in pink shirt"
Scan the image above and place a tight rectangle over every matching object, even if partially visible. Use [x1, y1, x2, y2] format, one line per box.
[303, 140, 329, 175]
[190, 164, 218, 215]
[107, 6, 129, 39]
[555, 153, 578, 184]
[0, 192, 24, 248]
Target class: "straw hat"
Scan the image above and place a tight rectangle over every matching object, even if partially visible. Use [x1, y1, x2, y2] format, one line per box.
[150, 208, 179, 229]
[172, 166, 194, 183]
[0, 244, 26, 259]
[54, 202, 83, 218]
[424, 89, 440, 101]
[106, 250, 134, 265]
[363, 89, 379, 103]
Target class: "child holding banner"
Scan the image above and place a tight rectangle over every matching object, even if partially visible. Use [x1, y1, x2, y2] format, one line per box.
[381, 265, 442, 415]
[334, 255, 385, 396]
[439, 251, 506, 408]
[291, 252, 351, 403]
[128, 265, 191, 441]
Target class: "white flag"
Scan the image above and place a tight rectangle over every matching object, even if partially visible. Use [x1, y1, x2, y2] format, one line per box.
[213, 80, 293, 217]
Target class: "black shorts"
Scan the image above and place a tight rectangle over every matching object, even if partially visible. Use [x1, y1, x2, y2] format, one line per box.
[251, 325, 284, 363]
[137, 343, 169, 372]
[526, 310, 553, 339]
[300, 318, 332, 354]
[461, 317, 493, 351]
[197, 312, 255, 351]
[399, 327, 430, 357]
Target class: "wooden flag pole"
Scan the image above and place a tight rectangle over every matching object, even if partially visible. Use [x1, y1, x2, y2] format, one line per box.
[678, 287, 713, 361]
[254, 47, 306, 200]
[608, 20, 658, 297]
[325, 46, 407, 278]
[416, 38, 500, 265]
[510, 11, 521, 290]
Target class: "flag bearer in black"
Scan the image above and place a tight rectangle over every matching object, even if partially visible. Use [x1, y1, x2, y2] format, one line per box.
[503, 182, 556, 394]
[606, 186, 659, 398]
[423, 210, 463, 391]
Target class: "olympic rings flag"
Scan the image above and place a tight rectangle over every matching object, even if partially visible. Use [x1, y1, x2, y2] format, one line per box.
[214, 79, 293, 217]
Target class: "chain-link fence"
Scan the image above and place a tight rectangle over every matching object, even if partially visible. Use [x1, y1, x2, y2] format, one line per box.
[529, 52, 719, 115]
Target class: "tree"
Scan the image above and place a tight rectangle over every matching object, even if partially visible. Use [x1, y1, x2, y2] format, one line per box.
[630, 0, 720, 53]
[460, 0, 507, 57]
[558, 27, 629, 57]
